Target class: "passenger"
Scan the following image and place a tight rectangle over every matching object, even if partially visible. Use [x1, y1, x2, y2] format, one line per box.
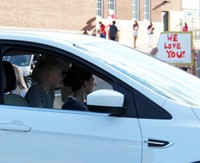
[12, 64, 28, 97]
[59, 60, 73, 103]
[25, 57, 63, 108]
[61, 65, 96, 111]
[31, 55, 46, 84]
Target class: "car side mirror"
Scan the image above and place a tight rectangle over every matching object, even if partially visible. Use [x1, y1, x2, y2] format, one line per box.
[87, 89, 126, 116]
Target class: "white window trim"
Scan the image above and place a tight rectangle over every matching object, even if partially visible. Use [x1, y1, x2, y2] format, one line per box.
[108, 0, 116, 12]
[132, 0, 139, 20]
[144, 0, 150, 20]
[97, 0, 104, 17]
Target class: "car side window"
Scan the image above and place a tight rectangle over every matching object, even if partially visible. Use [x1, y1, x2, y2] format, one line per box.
[134, 90, 172, 119]
[58, 65, 113, 110]
[2, 50, 114, 111]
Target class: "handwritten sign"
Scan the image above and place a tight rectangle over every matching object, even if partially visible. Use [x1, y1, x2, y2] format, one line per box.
[156, 32, 193, 66]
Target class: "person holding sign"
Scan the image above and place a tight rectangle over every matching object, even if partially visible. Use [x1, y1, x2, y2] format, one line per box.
[179, 23, 189, 71]
[187, 45, 198, 76]
[154, 31, 198, 76]
[147, 22, 155, 48]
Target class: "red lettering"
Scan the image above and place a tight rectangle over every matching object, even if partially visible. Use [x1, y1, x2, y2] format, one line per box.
[171, 51, 176, 58]
[164, 43, 168, 49]
[173, 34, 178, 42]
[177, 52, 182, 58]
[177, 43, 181, 49]
[172, 43, 177, 48]
[166, 50, 171, 58]
[167, 34, 178, 42]
[167, 34, 173, 41]
[183, 51, 185, 57]
[164, 42, 182, 49]
[166, 50, 185, 59]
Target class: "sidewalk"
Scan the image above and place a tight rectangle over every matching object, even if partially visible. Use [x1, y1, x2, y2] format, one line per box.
[133, 42, 157, 54]
[121, 36, 158, 55]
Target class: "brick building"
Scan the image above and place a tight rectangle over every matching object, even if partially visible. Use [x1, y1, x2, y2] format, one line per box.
[0, 0, 181, 31]
[100, 0, 181, 21]
[0, 0, 96, 32]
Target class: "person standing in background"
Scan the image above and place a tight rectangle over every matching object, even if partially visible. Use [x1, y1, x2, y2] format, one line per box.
[99, 21, 107, 39]
[133, 20, 139, 48]
[109, 21, 118, 41]
[179, 22, 189, 71]
[147, 21, 155, 48]
[182, 22, 188, 32]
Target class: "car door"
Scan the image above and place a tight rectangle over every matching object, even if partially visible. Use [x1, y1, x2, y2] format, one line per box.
[0, 44, 142, 163]
[0, 105, 142, 163]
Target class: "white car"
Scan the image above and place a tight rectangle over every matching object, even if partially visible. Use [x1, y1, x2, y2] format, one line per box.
[0, 29, 200, 163]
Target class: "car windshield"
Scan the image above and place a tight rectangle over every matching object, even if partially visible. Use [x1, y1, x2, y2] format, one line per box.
[79, 42, 200, 106]
[3, 55, 32, 66]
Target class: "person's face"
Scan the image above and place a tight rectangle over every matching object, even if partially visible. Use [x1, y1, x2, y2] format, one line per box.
[84, 75, 96, 94]
[48, 67, 63, 88]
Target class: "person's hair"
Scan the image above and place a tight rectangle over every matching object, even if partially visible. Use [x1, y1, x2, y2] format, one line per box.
[63, 65, 92, 92]
[35, 57, 62, 82]
[112, 21, 116, 24]
[12, 64, 28, 90]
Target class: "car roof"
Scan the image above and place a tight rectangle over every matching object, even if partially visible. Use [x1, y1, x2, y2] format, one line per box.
[0, 28, 107, 45]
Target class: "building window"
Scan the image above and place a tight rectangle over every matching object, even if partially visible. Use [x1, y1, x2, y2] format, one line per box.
[108, 0, 116, 19]
[97, 0, 103, 17]
[108, 0, 116, 11]
[144, 0, 150, 20]
[132, 0, 139, 20]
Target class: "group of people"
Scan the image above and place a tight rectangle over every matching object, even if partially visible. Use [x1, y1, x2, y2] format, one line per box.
[99, 20, 155, 48]
[133, 20, 155, 48]
[12, 56, 96, 111]
[99, 21, 118, 41]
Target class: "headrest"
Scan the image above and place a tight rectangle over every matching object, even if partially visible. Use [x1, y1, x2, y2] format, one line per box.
[3, 61, 16, 93]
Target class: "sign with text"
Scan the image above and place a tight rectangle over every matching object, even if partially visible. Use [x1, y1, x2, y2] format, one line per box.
[156, 32, 193, 65]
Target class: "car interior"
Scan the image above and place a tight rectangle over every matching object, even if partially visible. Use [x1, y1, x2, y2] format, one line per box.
[3, 60, 29, 106]
[2, 48, 114, 111]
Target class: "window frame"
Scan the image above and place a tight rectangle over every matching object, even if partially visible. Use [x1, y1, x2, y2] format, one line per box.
[132, 0, 139, 20]
[0, 40, 171, 119]
[0, 40, 135, 117]
[97, 0, 104, 17]
[108, 0, 116, 11]
[144, 0, 150, 20]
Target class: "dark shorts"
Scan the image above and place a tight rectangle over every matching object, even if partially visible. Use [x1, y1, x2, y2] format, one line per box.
[100, 33, 106, 38]
[110, 37, 116, 41]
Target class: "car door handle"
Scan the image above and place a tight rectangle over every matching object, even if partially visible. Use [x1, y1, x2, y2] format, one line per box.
[0, 123, 31, 132]
[144, 139, 174, 148]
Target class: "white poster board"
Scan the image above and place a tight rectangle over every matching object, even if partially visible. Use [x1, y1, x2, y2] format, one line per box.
[156, 32, 193, 66]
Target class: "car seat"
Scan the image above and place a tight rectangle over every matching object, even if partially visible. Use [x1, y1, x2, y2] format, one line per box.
[3, 61, 29, 106]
